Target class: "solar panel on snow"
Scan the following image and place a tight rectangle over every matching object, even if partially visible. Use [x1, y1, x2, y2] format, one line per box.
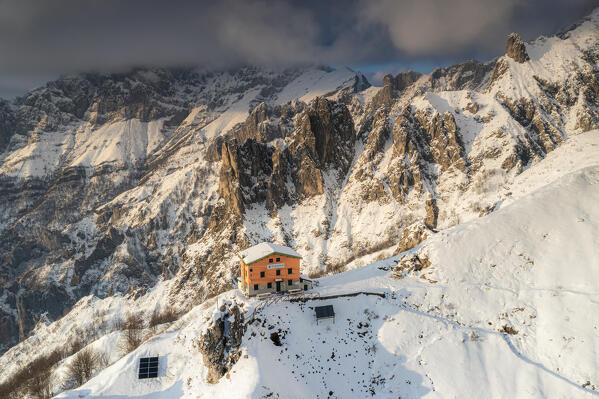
[138, 356, 159, 379]
[314, 305, 335, 324]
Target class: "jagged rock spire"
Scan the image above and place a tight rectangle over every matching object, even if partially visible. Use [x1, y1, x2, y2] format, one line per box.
[506, 33, 530, 63]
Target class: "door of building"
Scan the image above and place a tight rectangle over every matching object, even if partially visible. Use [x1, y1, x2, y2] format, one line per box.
[276, 281, 281, 292]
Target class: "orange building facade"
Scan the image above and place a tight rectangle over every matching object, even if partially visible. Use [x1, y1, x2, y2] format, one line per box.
[239, 243, 304, 296]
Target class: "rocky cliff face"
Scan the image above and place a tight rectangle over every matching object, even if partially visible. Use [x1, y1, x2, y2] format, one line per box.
[217, 96, 356, 214]
[0, 100, 15, 152]
[2, 9, 599, 358]
[506, 33, 530, 63]
[197, 301, 246, 383]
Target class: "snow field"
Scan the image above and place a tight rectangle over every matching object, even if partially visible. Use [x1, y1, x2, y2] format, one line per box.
[53, 145, 599, 397]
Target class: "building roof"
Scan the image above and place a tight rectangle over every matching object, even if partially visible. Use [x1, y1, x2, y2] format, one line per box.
[314, 305, 335, 320]
[239, 242, 301, 265]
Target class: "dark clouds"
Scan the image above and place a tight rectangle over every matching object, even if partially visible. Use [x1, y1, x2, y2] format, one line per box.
[0, 1, 320, 71]
[362, 0, 517, 55]
[362, 0, 598, 57]
[0, 0, 597, 97]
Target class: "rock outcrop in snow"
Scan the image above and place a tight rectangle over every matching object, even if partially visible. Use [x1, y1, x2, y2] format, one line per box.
[197, 302, 246, 383]
[506, 33, 530, 63]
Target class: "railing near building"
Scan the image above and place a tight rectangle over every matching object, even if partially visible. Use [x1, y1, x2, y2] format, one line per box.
[243, 290, 386, 326]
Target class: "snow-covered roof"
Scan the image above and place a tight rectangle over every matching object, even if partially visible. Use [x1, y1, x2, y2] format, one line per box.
[239, 242, 301, 265]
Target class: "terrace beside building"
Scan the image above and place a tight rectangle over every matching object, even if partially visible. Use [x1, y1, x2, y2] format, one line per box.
[239, 242, 310, 297]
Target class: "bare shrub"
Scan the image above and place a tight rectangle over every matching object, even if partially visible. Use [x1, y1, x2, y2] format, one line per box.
[308, 268, 327, 279]
[472, 168, 505, 194]
[69, 338, 84, 355]
[375, 252, 389, 262]
[0, 348, 63, 398]
[92, 308, 106, 319]
[149, 306, 180, 328]
[112, 315, 125, 331]
[0, 325, 113, 398]
[119, 327, 143, 355]
[63, 347, 107, 389]
[27, 369, 53, 399]
[0, 376, 24, 399]
[312, 235, 399, 278]
[124, 313, 144, 330]
[470, 201, 483, 214]
[112, 312, 146, 355]
[95, 317, 111, 336]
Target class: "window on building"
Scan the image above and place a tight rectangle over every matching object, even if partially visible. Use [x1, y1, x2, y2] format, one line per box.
[269, 258, 273, 263]
[287, 280, 292, 286]
[287, 268, 292, 274]
[276, 269, 281, 276]
[276, 257, 280, 262]
[267, 282, 272, 288]
[250, 268, 253, 272]
[260, 271, 265, 278]
[254, 284, 258, 290]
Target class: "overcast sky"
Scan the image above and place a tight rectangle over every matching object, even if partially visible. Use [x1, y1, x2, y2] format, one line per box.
[0, 0, 597, 98]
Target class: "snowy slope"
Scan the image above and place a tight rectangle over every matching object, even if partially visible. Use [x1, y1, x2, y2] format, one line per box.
[0, 118, 168, 177]
[275, 67, 359, 104]
[14, 131, 595, 398]
[54, 157, 599, 397]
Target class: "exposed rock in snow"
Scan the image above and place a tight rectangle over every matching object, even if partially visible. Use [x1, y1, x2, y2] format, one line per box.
[0, 100, 15, 152]
[393, 250, 432, 278]
[424, 196, 439, 229]
[197, 302, 246, 383]
[506, 33, 530, 63]
[393, 222, 434, 255]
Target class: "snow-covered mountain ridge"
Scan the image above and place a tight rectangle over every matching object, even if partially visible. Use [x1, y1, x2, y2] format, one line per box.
[0, 65, 368, 353]
[7, 129, 599, 398]
[1, 8, 599, 397]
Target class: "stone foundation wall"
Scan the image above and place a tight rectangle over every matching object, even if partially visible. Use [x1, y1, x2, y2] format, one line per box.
[245, 279, 301, 296]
